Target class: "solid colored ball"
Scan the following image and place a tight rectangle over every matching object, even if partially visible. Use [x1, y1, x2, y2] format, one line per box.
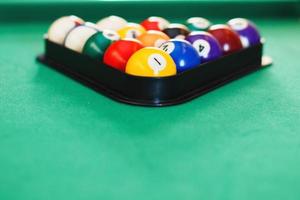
[117, 23, 146, 39]
[227, 18, 261, 48]
[137, 30, 170, 47]
[103, 39, 144, 71]
[140, 16, 170, 31]
[96, 15, 127, 31]
[64, 23, 99, 53]
[126, 47, 176, 77]
[47, 15, 84, 45]
[83, 30, 120, 60]
[159, 39, 201, 73]
[186, 17, 211, 31]
[185, 31, 222, 63]
[208, 24, 243, 55]
[163, 23, 190, 39]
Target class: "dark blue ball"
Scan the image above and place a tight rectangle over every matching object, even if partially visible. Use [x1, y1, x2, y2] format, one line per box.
[159, 39, 201, 73]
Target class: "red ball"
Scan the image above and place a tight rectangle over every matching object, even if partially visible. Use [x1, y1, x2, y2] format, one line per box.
[208, 24, 243, 55]
[103, 39, 144, 72]
[141, 20, 160, 31]
[140, 17, 169, 31]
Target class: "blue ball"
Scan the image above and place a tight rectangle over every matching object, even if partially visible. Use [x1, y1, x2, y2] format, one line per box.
[159, 39, 201, 73]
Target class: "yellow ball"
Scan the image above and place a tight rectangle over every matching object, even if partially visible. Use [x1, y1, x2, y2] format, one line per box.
[117, 23, 146, 39]
[125, 47, 177, 77]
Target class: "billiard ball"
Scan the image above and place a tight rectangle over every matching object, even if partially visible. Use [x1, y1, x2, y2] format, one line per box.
[185, 31, 222, 63]
[140, 16, 170, 31]
[159, 39, 201, 73]
[137, 30, 170, 47]
[186, 17, 211, 31]
[227, 18, 261, 48]
[208, 24, 243, 55]
[64, 23, 99, 53]
[103, 39, 144, 71]
[117, 23, 146, 39]
[163, 23, 190, 39]
[125, 47, 176, 77]
[83, 30, 120, 60]
[84, 22, 101, 31]
[47, 15, 84, 45]
[96, 15, 127, 31]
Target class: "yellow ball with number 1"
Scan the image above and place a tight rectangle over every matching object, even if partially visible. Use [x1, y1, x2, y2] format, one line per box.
[125, 47, 177, 77]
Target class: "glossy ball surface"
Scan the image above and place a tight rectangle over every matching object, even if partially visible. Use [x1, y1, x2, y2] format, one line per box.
[64, 23, 99, 53]
[185, 31, 222, 63]
[83, 30, 120, 60]
[117, 23, 146, 39]
[96, 15, 127, 31]
[186, 17, 211, 31]
[159, 39, 201, 73]
[140, 16, 170, 31]
[227, 18, 261, 48]
[48, 15, 84, 45]
[137, 30, 170, 47]
[103, 39, 144, 71]
[163, 24, 190, 39]
[208, 24, 243, 55]
[126, 47, 176, 77]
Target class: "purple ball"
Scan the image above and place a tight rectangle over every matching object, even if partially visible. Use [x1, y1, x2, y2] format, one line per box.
[228, 18, 261, 48]
[185, 31, 222, 63]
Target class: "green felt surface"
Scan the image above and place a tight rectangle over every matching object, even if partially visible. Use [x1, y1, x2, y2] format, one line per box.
[0, 0, 299, 22]
[0, 0, 298, 3]
[1, 9, 300, 200]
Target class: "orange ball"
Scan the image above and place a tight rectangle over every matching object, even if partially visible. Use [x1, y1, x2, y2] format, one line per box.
[137, 30, 170, 47]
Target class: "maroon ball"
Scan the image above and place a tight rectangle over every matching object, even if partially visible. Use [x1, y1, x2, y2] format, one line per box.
[208, 24, 243, 55]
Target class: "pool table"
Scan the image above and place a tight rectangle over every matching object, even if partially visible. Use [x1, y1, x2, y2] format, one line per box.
[1, 0, 300, 199]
